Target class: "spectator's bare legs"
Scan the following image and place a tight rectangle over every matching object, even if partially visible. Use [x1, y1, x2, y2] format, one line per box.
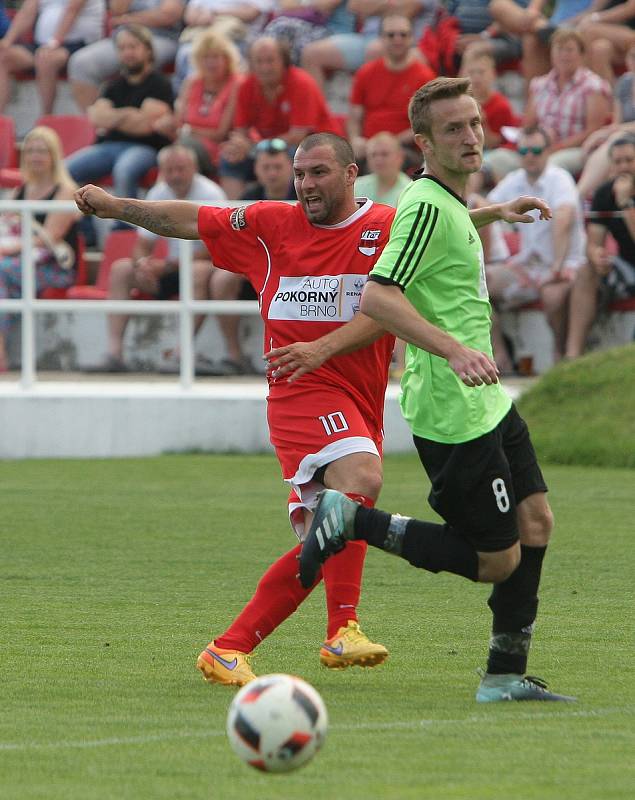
[71, 80, 99, 112]
[578, 23, 635, 83]
[485, 264, 515, 373]
[0, 45, 33, 111]
[106, 258, 212, 361]
[490, 309, 515, 374]
[106, 257, 136, 361]
[34, 45, 69, 114]
[191, 258, 213, 334]
[300, 39, 347, 90]
[209, 267, 247, 364]
[0, 333, 8, 372]
[565, 262, 601, 358]
[577, 138, 615, 200]
[540, 280, 571, 361]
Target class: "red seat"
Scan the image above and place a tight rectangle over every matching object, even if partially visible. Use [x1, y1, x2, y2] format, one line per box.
[0, 115, 18, 170]
[67, 229, 137, 299]
[67, 229, 167, 299]
[0, 167, 22, 189]
[35, 115, 96, 157]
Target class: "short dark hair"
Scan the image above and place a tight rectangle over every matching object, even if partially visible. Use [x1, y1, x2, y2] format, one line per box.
[380, 14, 412, 35]
[298, 133, 355, 167]
[609, 135, 635, 157]
[409, 77, 473, 136]
[519, 125, 551, 148]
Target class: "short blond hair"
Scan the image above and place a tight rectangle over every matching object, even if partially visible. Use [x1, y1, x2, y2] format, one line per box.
[408, 77, 473, 136]
[20, 126, 77, 190]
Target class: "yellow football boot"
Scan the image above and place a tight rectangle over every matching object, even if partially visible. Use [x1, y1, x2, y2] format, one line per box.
[319, 621, 388, 669]
[196, 643, 256, 686]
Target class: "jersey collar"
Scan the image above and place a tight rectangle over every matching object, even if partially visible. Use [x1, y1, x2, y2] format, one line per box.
[313, 197, 374, 229]
[412, 171, 467, 207]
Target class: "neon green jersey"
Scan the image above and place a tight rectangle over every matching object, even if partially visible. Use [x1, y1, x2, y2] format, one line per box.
[370, 175, 511, 443]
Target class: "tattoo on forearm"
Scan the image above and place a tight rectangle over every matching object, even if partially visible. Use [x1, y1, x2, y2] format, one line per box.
[121, 202, 181, 237]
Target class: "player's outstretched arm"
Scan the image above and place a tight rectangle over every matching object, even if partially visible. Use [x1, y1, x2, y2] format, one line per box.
[470, 195, 552, 229]
[361, 281, 499, 387]
[265, 313, 386, 383]
[74, 184, 201, 239]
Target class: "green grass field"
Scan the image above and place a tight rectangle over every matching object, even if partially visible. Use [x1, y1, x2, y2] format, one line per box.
[1, 454, 633, 800]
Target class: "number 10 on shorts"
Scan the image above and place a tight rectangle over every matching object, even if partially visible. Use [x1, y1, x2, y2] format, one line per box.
[319, 411, 349, 436]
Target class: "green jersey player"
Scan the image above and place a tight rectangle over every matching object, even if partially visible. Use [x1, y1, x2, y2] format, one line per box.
[300, 77, 575, 703]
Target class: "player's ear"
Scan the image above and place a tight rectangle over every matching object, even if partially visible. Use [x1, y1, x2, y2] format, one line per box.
[414, 133, 431, 158]
[345, 162, 358, 185]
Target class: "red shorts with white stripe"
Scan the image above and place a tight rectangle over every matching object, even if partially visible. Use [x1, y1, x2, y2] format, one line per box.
[267, 384, 383, 539]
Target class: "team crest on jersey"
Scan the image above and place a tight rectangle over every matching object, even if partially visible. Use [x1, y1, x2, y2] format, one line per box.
[269, 274, 368, 321]
[230, 206, 247, 231]
[359, 229, 381, 256]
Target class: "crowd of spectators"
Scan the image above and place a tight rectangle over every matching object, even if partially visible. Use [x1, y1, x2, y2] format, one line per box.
[2, 0, 635, 374]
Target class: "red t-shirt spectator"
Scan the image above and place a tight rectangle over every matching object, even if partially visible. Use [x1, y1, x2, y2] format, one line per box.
[233, 65, 338, 138]
[350, 59, 435, 139]
[481, 91, 520, 149]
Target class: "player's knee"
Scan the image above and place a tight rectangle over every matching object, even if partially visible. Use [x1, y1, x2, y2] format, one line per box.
[348, 466, 383, 502]
[477, 544, 521, 583]
[520, 504, 554, 547]
[331, 467, 382, 502]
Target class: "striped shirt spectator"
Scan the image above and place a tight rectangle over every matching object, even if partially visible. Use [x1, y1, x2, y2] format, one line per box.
[529, 66, 611, 140]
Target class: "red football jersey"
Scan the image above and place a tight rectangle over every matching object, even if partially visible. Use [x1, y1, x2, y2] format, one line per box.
[198, 199, 396, 429]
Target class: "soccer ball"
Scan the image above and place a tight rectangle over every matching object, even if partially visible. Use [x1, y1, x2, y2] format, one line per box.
[226, 673, 328, 773]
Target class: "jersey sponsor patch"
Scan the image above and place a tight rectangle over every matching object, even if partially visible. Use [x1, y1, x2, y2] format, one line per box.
[359, 229, 381, 256]
[230, 206, 247, 231]
[268, 274, 367, 321]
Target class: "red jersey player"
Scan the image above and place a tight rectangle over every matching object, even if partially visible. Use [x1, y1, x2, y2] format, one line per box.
[75, 134, 397, 684]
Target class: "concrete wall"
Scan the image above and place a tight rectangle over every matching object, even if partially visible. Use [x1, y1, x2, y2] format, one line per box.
[0, 381, 419, 458]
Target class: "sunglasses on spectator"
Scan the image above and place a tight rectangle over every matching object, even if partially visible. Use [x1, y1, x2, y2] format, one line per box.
[518, 145, 546, 155]
[383, 31, 411, 38]
[255, 138, 288, 154]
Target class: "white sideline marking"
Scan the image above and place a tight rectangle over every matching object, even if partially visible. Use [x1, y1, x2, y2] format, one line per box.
[0, 707, 629, 753]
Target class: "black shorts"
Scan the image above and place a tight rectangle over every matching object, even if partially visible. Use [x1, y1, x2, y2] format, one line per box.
[413, 405, 547, 553]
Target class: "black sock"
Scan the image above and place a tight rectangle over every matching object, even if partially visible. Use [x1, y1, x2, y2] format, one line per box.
[486, 544, 547, 675]
[354, 507, 478, 581]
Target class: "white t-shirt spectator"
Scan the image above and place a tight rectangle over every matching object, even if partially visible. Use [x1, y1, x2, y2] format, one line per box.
[488, 164, 586, 269]
[142, 174, 226, 260]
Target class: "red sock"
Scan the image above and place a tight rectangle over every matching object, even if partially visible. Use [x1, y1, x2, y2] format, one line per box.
[215, 544, 321, 653]
[322, 493, 374, 639]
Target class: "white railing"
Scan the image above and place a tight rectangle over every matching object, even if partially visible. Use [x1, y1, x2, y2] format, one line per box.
[0, 199, 261, 390]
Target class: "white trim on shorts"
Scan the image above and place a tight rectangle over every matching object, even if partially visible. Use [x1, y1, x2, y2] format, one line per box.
[286, 435, 380, 539]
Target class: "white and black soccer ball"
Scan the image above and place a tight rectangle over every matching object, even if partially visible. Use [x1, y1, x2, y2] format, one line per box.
[226, 673, 328, 773]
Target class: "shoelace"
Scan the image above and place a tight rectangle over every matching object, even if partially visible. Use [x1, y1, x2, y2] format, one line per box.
[522, 675, 549, 691]
[476, 668, 550, 691]
[341, 622, 367, 643]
